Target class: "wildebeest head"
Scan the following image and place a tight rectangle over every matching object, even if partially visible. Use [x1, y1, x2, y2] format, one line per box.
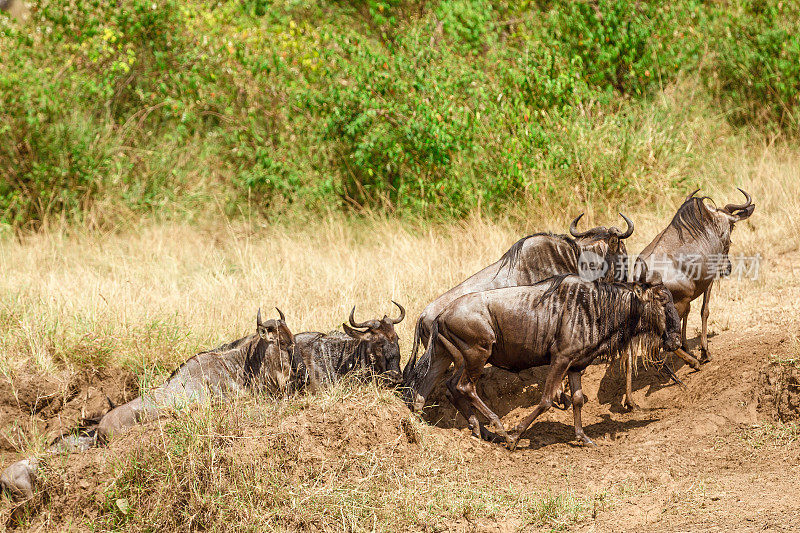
[571, 212, 634, 281]
[631, 259, 681, 353]
[681, 188, 754, 249]
[342, 301, 405, 387]
[253, 307, 296, 391]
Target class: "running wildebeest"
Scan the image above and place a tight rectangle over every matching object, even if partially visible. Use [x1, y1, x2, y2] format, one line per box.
[293, 302, 405, 391]
[97, 308, 295, 442]
[404, 214, 635, 387]
[404, 263, 681, 450]
[621, 189, 755, 409]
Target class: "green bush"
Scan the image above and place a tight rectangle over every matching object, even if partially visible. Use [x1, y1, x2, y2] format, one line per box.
[710, 1, 800, 129]
[0, 0, 793, 228]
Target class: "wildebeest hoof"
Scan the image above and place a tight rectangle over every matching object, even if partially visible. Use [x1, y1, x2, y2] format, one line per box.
[623, 399, 639, 412]
[553, 391, 572, 411]
[474, 427, 503, 444]
[699, 350, 712, 364]
[577, 434, 597, 447]
[505, 432, 522, 452]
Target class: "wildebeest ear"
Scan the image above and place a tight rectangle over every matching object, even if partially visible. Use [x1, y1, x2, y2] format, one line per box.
[257, 307, 263, 327]
[633, 284, 644, 298]
[342, 323, 367, 339]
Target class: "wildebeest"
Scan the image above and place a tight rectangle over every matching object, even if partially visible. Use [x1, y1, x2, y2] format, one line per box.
[97, 308, 295, 442]
[404, 263, 681, 450]
[404, 214, 635, 387]
[1, 309, 295, 499]
[0, 434, 95, 500]
[620, 189, 755, 409]
[293, 302, 405, 391]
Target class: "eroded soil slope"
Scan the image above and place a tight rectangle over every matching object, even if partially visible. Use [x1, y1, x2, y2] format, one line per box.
[0, 251, 798, 532]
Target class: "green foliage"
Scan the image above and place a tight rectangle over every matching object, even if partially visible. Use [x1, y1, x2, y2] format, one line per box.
[710, 1, 800, 129]
[0, 0, 794, 227]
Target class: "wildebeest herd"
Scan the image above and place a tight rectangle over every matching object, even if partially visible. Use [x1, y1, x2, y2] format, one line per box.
[0, 189, 754, 500]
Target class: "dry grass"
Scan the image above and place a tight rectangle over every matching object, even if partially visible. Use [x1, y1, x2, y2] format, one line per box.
[0, 142, 796, 375]
[0, 142, 798, 530]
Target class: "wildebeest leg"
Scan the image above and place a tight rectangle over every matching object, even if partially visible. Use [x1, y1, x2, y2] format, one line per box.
[699, 283, 712, 363]
[553, 378, 572, 411]
[446, 367, 494, 441]
[681, 307, 689, 349]
[672, 347, 701, 370]
[568, 370, 594, 446]
[623, 349, 639, 411]
[446, 338, 509, 442]
[506, 356, 572, 451]
[456, 370, 509, 443]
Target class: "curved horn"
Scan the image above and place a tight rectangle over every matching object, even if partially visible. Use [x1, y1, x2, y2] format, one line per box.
[275, 307, 286, 322]
[569, 213, 590, 238]
[257, 307, 263, 326]
[348, 306, 369, 329]
[616, 212, 634, 239]
[685, 188, 701, 202]
[389, 300, 406, 324]
[724, 188, 752, 213]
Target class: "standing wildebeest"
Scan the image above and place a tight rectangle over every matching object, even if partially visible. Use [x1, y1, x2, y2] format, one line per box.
[293, 302, 405, 391]
[404, 214, 635, 386]
[97, 308, 295, 442]
[404, 264, 681, 450]
[621, 189, 755, 409]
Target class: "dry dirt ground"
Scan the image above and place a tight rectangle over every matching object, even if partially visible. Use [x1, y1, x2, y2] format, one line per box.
[414, 248, 800, 532]
[0, 249, 798, 531]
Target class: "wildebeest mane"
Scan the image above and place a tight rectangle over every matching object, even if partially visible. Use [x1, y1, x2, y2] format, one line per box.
[536, 273, 572, 304]
[496, 233, 578, 273]
[163, 333, 279, 388]
[163, 334, 256, 382]
[543, 277, 648, 363]
[301, 332, 370, 386]
[242, 336, 270, 387]
[203, 334, 252, 355]
[670, 195, 714, 241]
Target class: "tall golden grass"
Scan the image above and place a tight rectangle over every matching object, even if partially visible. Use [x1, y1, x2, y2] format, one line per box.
[0, 143, 797, 380]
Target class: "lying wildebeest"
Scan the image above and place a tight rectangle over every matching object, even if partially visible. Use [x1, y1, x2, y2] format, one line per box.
[404, 214, 635, 386]
[0, 434, 95, 500]
[0, 309, 295, 500]
[293, 302, 405, 391]
[620, 189, 755, 409]
[404, 263, 681, 450]
[97, 308, 295, 442]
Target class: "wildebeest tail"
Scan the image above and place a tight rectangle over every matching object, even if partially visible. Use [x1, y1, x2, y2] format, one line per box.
[402, 314, 425, 385]
[402, 320, 436, 407]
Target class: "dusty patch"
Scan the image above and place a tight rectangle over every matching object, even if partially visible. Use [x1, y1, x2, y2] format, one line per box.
[0, 367, 138, 454]
[759, 361, 800, 422]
